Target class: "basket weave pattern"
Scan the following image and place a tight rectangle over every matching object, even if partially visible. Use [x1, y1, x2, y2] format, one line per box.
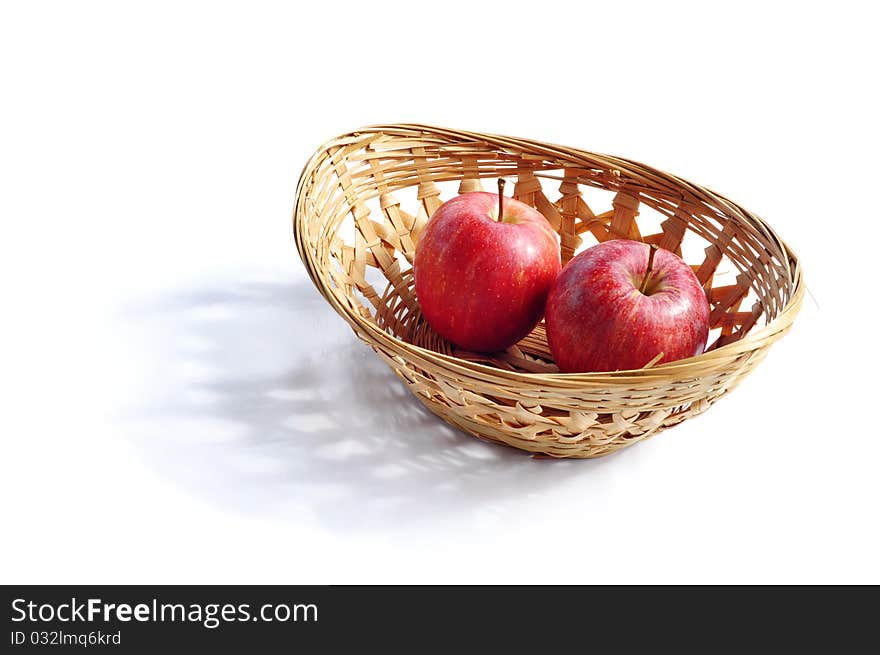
[294, 125, 803, 458]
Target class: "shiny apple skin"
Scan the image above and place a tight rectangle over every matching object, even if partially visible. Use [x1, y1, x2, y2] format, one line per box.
[545, 239, 711, 373]
[414, 192, 561, 353]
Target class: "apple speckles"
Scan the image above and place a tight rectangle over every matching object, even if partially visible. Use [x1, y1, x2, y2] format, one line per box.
[414, 191, 560, 353]
[546, 239, 710, 373]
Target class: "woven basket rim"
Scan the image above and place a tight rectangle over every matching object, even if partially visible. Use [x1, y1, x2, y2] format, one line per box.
[294, 124, 804, 385]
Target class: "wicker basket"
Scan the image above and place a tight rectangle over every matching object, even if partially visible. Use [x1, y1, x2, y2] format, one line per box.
[294, 125, 803, 458]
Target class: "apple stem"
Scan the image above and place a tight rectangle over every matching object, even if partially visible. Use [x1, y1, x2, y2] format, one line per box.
[639, 244, 659, 294]
[497, 178, 506, 223]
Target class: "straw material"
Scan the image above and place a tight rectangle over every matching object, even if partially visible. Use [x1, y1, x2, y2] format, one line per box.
[294, 125, 804, 458]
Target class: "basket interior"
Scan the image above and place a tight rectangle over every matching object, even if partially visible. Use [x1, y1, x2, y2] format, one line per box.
[302, 129, 794, 374]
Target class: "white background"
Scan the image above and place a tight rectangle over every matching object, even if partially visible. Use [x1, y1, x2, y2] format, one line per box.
[2, 1, 877, 584]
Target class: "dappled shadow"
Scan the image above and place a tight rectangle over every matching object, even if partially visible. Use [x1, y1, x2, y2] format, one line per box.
[120, 276, 618, 532]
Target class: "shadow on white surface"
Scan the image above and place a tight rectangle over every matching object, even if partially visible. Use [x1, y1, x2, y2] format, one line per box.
[122, 277, 621, 532]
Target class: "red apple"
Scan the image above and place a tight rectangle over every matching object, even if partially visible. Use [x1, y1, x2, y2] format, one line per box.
[414, 185, 560, 353]
[545, 239, 710, 373]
